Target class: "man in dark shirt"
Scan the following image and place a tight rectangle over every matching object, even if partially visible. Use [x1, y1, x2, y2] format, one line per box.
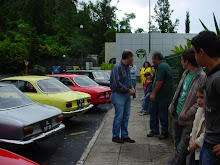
[191, 30, 220, 165]
[110, 49, 135, 143]
[147, 52, 174, 139]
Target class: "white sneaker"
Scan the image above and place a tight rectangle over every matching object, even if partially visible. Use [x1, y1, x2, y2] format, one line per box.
[140, 97, 144, 101]
[137, 110, 143, 113]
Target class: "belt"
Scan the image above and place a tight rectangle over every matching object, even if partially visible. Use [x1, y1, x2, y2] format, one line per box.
[203, 141, 218, 149]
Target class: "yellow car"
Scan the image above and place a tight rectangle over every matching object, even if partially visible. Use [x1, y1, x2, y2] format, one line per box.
[1, 76, 93, 119]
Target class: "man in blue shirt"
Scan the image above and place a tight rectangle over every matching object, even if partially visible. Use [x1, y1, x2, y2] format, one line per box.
[110, 49, 135, 143]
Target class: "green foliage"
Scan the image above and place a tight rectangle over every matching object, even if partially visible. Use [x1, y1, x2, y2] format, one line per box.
[152, 0, 179, 33]
[135, 28, 144, 33]
[100, 62, 113, 70]
[30, 65, 46, 75]
[199, 13, 220, 36]
[171, 39, 192, 55]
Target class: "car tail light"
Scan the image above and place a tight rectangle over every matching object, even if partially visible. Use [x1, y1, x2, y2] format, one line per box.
[87, 98, 91, 103]
[66, 102, 72, 108]
[57, 115, 63, 122]
[24, 126, 33, 135]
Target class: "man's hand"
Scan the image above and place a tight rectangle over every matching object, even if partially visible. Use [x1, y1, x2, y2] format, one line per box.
[150, 93, 155, 101]
[184, 113, 189, 119]
[213, 144, 220, 157]
[189, 142, 198, 153]
[128, 87, 135, 96]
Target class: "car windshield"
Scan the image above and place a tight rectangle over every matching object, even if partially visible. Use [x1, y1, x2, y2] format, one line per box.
[93, 71, 109, 80]
[73, 76, 98, 87]
[37, 78, 71, 93]
[0, 85, 34, 109]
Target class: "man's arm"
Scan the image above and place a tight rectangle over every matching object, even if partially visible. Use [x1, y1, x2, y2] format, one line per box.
[150, 80, 163, 101]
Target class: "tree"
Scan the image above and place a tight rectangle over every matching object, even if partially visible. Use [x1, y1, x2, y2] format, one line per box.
[152, 0, 179, 33]
[135, 28, 145, 33]
[119, 13, 136, 33]
[185, 11, 190, 33]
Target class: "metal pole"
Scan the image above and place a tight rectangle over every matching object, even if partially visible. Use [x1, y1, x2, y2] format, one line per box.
[149, 0, 151, 54]
[80, 25, 84, 69]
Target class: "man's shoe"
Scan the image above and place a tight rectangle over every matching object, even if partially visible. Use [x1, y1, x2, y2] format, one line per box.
[112, 137, 124, 143]
[137, 110, 143, 113]
[121, 137, 135, 143]
[159, 134, 169, 140]
[139, 112, 148, 116]
[147, 131, 159, 137]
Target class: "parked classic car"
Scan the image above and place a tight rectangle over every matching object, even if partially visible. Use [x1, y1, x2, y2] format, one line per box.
[65, 70, 110, 87]
[0, 148, 39, 165]
[1, 76, 93, 119]
[0, 83, 65, 145]
[47, 74, 111, 105]
[104, 70, 111, 79]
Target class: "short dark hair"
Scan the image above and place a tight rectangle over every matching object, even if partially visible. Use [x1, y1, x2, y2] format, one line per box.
[143, 61, 151, 67]
[191, 30, 220, 58]
[152, 52, 164, 61]
[181, 48, 198, 67]
[197, 85, 204, 94]
[122, 50, 133, 59]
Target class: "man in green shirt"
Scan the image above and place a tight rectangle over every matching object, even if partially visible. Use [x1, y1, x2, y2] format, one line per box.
[167, 48, 206, 165]
[147, 52, 174, 139]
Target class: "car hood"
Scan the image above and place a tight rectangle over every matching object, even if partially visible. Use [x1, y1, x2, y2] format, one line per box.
[46, 91, 91, 101]
[81, 86, 110, 93]
[3, 104, 61, 124]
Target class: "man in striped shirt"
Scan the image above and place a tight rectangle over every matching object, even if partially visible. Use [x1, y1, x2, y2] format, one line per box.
[110, 49, 135, 143]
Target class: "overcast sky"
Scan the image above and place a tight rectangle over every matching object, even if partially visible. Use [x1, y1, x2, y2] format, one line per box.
[81, 0, 220, 34]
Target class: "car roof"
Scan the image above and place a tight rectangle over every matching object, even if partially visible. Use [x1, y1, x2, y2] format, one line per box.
[2, 75, 53, 81]
[48, 74, 84, 78]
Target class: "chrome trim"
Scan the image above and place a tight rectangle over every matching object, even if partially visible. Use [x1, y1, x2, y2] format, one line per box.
[62, 104, 93, 114]
[0, 124, 65, 145]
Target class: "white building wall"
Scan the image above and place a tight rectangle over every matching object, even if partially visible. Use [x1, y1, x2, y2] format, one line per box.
[105, 42, 116, 63]
[116, 33, 196, 73]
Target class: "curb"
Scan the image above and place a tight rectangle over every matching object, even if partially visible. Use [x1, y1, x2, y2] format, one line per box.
[76, 107, 112, 165]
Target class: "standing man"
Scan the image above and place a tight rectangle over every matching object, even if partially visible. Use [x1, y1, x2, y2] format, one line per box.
[130, 62, 137, 100]
[167, 48, 206, 165]
[191, 30, 220, 165]
[110, 49, 135, 143]
[147, 52, 174, 139]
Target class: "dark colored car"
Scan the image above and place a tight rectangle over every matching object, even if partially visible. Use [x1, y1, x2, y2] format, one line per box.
[65, 70, 110, 87]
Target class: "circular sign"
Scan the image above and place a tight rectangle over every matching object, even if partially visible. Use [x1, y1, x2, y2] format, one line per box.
[24, 61, 29, 66]
[136, 49, 146, 59]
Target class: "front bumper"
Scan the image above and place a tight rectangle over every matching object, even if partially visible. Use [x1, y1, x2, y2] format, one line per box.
[0, 124, 65, 145]
[62, 104, 94, 114]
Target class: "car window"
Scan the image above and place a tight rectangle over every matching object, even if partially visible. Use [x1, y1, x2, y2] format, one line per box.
[36, 78, 71, 93]
[0, 85, 34, 109]
[73, 76, 98, 87]
[60, 77, 75, 86]
[1, 80, 17, 86]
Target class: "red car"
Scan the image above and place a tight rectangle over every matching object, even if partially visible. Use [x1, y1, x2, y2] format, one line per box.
[47, 74, 111, 106]
[0, 148, 39, 165]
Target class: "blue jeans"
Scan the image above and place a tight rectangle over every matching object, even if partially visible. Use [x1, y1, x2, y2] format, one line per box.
[131, 79, 136, 99]
[111, 92, 131, 138]
[149, 101, 169, 135]
[199, 145, 220, 165]
[142, 92, 152, 113]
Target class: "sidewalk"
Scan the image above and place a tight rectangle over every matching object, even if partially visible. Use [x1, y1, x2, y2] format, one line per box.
[77, 82, 175, 165]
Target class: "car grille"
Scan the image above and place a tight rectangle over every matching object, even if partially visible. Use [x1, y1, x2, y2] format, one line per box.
[77, 99, 85, 109]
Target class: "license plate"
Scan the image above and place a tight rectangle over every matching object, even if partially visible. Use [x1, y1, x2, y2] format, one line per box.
[42, 119, 52, 132]
[77, 99, 84, 109]
[105, 92, 109, 98]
